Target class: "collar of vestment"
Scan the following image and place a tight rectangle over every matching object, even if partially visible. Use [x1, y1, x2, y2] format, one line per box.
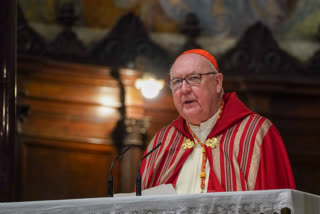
[188, 106, 220, 143]
[172, 92, 254, 140]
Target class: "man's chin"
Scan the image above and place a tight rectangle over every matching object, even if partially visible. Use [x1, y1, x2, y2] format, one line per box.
[181, 111, 202, 124]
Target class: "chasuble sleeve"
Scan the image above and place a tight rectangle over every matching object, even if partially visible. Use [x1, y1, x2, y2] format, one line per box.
[254, 125, 296, 190]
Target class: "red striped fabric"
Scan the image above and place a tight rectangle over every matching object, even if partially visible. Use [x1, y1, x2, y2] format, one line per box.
[140, 92, 296, 192]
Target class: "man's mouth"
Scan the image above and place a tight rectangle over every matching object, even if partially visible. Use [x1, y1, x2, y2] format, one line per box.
[184, 100, 194, 104]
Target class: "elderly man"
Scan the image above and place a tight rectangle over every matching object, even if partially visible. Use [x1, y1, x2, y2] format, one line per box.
[139, 49, 296, 194]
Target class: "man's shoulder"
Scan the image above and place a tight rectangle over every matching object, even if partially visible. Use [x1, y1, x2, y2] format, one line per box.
[238, 113, 274, 130]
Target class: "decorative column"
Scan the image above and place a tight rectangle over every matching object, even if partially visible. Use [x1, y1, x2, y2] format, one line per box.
[111, 66, 149, 193]
[91, 12, 169, 194]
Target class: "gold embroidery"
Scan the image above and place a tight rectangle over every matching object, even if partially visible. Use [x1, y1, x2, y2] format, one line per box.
[205, 137, 219, 149]
[182, 138, 195, 150]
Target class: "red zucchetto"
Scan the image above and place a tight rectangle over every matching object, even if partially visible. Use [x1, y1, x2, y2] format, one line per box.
[177, 49, 219, 73]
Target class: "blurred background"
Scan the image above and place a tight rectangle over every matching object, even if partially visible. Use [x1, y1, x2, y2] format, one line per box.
[1, 0, 320, 201]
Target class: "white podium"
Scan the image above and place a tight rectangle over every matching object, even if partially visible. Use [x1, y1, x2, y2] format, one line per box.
[0, 189, 319, 214]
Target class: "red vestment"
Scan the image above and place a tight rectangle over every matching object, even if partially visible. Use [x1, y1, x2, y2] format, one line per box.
[140, 92, 296, 192]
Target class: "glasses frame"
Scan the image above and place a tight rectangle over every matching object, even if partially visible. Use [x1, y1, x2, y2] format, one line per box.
[168, 72, 217, 91]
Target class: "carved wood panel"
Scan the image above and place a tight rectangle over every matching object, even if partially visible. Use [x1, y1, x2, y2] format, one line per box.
[17, 56, 145, 200]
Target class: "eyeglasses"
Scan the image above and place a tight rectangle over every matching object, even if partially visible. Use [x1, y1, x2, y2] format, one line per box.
[169, 72, 217, 91]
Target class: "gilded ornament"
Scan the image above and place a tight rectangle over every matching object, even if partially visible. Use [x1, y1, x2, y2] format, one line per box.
[200, 172, 206, 178]
[182, 138, 195, 150]
[205, 137, 219, 149]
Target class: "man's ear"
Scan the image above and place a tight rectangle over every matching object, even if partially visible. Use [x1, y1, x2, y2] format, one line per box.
[215, 73, 223, 94]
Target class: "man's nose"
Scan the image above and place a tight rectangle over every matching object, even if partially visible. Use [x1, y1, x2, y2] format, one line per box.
[180, 79, 191, 92]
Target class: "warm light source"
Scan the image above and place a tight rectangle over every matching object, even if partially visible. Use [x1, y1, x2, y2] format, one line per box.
[135, 75, 164, 99]
[98, 95, 117, 106]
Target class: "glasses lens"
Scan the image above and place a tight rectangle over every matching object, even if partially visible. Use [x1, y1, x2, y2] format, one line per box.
[186, 74, 201, 85]
[170, 79, 182, 90]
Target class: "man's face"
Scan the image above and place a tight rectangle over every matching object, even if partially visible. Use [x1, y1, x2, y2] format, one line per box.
[170, 53, 223, 125]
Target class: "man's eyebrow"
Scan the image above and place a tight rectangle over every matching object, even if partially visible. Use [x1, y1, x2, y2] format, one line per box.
[171, 71, 197, 79]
